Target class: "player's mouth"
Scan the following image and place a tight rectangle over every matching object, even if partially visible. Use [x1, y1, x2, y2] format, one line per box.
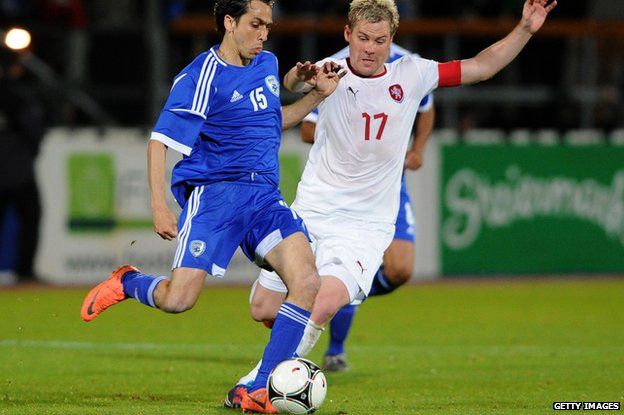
[361, 57, 375, 66]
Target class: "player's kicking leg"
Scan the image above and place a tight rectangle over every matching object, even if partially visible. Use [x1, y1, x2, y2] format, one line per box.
[240, 230, 320, 414]
[227, 274, 353, 407]
[81, 266, 208, 322]
[81, 184, 223, 321]
[225, 282, 285, 409]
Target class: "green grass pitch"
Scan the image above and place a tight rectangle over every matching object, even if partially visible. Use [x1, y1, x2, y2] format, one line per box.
[1, 278, 623, 414]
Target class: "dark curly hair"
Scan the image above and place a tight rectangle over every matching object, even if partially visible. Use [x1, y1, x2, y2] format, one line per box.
[214, 0, 276, 35]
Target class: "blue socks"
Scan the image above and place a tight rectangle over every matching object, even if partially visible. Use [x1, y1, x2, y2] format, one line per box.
[121, 271, 166, 308]
[368, 267, 398, 297]
[326, 304, 356, 356]
[249, 302, 310, 392]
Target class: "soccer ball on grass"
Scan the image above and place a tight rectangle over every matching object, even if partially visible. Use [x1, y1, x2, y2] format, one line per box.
[267, 358, 327, 414]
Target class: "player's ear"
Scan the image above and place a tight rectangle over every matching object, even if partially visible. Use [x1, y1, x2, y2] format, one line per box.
[224, 14, 236, 33]
[343, 25, 351, 43]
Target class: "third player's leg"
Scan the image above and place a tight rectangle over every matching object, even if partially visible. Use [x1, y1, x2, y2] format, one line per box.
[382, 239, 415, 287]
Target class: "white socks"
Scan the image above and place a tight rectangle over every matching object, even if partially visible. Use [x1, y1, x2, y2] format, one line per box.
[295, 320, 324, 357]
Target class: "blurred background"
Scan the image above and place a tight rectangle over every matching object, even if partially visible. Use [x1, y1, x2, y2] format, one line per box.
[1, 0, 623, 285]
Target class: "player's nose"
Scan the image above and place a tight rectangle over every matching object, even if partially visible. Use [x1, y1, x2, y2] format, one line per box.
[259, 27, 269, 42]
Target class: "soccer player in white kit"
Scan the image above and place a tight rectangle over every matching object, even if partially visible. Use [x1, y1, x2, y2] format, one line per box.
[226, 0, 557, 403]
[300, 43, 435, 372]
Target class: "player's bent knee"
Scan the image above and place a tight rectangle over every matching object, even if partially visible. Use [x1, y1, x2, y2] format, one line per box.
[311, 296, 344, 326]
[250, 301, 275, 322]
[289, 269, 320, 294]
[304, 272, 321, 297]
[313, 303, 338, 327]
[250, 292, 282, 322]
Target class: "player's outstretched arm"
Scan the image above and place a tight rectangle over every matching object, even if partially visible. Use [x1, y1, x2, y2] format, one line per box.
[459, 0, 557, 85]
[147, 140, 178, 241]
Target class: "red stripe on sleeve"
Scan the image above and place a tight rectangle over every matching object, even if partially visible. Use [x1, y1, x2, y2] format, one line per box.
[438, 60, 462, 87]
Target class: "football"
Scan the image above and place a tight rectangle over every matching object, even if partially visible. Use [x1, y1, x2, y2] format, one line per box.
[267, 358, 327, 414]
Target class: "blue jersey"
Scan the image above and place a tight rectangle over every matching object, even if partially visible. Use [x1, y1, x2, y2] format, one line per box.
[151, 46, 283, 206]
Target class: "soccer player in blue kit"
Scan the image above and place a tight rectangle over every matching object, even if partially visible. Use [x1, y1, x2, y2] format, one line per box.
[299, 44, 435, 372]
[80, 0, 342, 412]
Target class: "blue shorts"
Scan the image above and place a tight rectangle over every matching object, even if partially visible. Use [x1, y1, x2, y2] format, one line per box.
[393, 176, 416, 242]
[172, 180, 308, 277]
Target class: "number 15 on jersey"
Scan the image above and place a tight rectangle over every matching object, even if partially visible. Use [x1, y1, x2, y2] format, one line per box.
[250, 87, 268, 111]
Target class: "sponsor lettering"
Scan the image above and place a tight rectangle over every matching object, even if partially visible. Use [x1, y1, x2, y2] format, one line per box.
[443, 166, 624, 250]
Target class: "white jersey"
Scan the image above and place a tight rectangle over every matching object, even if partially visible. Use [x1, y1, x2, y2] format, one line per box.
[303, 44, 434, 123]
[293, 55, 440, 224]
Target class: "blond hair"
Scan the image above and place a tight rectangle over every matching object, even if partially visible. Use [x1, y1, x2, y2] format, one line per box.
[348, 0, 400, 35]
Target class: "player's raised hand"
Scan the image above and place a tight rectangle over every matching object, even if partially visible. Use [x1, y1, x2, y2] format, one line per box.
[152, 205, 178, 241]
[314, 68, 347, 98]
[293, 61, 320, 85]
[321, 61, 343, 75]
[521, 0, 557, 34]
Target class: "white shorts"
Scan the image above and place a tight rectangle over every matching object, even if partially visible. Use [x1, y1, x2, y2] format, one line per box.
[256, 209, 394, 303]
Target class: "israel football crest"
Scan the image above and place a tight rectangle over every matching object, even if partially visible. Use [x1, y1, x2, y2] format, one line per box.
[190, 240, 206, 257]
[265, 75, 280, 97]
[389, 84, 404, 103]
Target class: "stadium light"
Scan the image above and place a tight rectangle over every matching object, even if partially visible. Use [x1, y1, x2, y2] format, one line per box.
[0, 26, 115, 126]
[3, 27, 32, 51]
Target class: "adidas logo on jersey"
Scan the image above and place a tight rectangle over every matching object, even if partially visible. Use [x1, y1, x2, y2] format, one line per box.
[230, 90, 243, 103]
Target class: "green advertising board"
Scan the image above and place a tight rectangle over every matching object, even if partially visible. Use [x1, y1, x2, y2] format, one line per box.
[65, 151, 303, 233]
[68, 153, 116, 231]
[440, 142, 624, 275]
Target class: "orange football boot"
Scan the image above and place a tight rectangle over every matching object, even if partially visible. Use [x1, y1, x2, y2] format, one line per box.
[224, 384, 248, 409]
[241, 388, 276, 414]
[81, 265, 138, 322]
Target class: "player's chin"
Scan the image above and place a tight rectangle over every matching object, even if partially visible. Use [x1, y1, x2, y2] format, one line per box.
[248, 48, 263, 58]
